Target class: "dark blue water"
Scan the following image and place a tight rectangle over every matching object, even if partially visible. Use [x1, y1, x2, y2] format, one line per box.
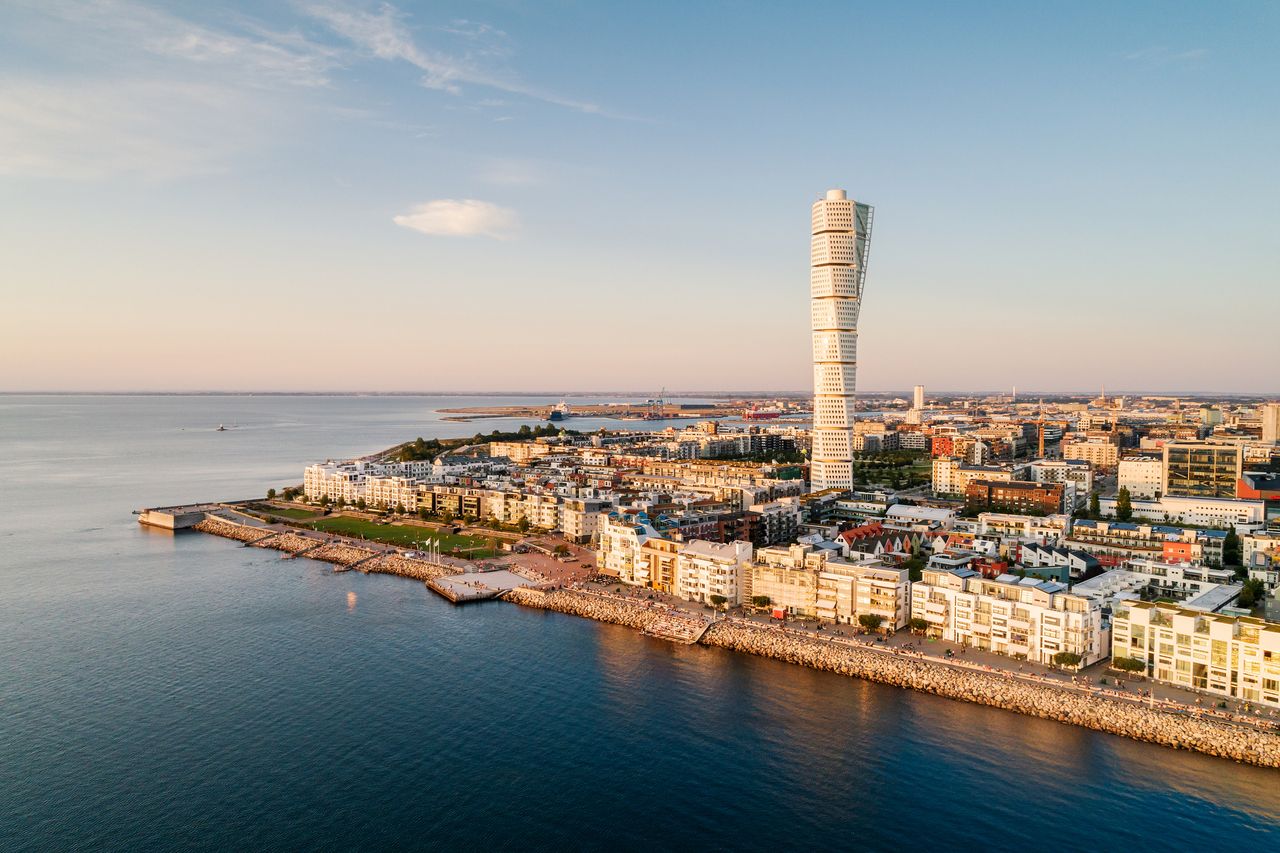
[2, 396, 1278, 850]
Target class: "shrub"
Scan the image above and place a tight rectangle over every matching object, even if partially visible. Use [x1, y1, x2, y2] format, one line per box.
[1112, 656, 1146, 673]
[1053, 651, 1083, 667]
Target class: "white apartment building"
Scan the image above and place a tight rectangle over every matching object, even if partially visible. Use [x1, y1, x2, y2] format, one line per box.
[1262, 402, 1280, 445]
[597, 513, 661, 586]
[810, 188, 872, 491]
[677, 540, 753, 605]
[1096, 494, 1265, 527]
[1118, 456, 1163, 499]
[912, 568, 1108, 666]
[913, 384, 925, 410]
[976, 512, 1069, 543]
[750, 544, 909, 629]
[1111, 602, 1280, 708]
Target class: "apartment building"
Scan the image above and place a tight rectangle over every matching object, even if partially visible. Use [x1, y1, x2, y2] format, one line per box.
[1111, 602, 1280, 708]
[677, 540, 753, 605]
[488, 441, 555, 464]
[597, 513, 661, 585]
[1028, 459, 1092, 510]
[1118, 456, 1163, 499]
[912, 568, 1108, 666]
[1066, 519, 1226, 567]
[964, 480, 1064, 515]
[749, 543, 909, 629]
[1061, 434, 1120, 470]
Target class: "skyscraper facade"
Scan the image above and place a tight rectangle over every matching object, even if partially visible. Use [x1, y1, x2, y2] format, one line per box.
[913, 384, 925, 410]
[810, 188, 873, 491]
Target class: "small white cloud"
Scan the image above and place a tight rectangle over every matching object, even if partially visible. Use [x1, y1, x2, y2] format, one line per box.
[393, 199, 519, 239]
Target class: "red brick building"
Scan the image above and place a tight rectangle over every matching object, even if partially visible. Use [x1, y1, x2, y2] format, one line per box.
[964, 479, 1063, 515]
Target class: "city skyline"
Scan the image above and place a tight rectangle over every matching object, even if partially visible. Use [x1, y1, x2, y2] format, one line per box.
[2, 1, 1278, 393]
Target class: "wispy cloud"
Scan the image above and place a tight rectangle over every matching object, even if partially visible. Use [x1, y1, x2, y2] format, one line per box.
[0, 78, 269, 179]
[1122, 46, 1209, 66]
[30, 0, 343, 87]
[303, 2, 610, 114]
[0, 0, 617, 180]
[393, 199, 519, 239]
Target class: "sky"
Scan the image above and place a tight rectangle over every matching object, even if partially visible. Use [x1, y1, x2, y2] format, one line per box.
[1, 0, 1277, 394]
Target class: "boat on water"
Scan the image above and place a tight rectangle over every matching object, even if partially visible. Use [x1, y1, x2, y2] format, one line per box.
[742, 405, 783, 420]
[216, 424, 228, 431]
[547, 400, 570, 421]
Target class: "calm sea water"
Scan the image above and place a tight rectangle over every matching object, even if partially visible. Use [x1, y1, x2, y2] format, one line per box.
[1, 395, 1277, 851]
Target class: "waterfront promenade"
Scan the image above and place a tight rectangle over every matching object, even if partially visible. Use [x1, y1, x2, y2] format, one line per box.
[506, 586, 1280, 767]
[184, 514, 1280, 767]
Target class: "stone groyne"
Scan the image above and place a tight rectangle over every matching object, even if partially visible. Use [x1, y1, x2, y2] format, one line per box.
[506, 588, 1280, 768]
[195, 517, 459, 579]
[366, 554, 457, 582]
[505, 588, 706, 641]
[193, 517, 267, 543]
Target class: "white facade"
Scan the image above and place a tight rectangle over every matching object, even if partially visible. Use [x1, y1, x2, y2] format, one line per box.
[1096, 494, 1265, 527]
[913, 384, 925, 410]
[1262, 402, 1280, 445]
[912, 568, 1108, 666]
[810, 188, 873, 491]
[677, 540, 753, 605]
[1118, 456, 1163, 500]
[1112, 603, 1280, 708]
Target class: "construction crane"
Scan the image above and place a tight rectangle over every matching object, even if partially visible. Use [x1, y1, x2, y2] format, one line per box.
[646, 387, 666, 420]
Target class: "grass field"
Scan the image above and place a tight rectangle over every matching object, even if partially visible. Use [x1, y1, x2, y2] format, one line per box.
[309, 516, 499, 558]
[257, 505, 322, 520]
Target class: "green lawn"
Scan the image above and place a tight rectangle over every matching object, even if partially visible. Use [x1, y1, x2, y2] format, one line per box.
[309, 516, 499, 558]
[260, 505, 322, 520]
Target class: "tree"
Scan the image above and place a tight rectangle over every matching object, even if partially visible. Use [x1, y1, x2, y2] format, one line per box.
[1116, 487, 1132, 522]
[902, 556, 924, 583]
[1052, 651, 1083, 668]
[516, 516, 530, 534]
[1223, 525, 1242, 567]
[858, 613, 884, 633]
[1112, 656, 1146, 673]
[318, 495, 331, 507]
[395, 503, 407, 515]
[1237, 578, 1266, 609]
[266, 488, 276, 500]
[709, 594, 728, 609]
[751, 595, 772, 608]
[909, 617, 929, 634]
[417, 507, 430, 521]
[356, 498, 367, 511]
[1088, 491, 1100, 520]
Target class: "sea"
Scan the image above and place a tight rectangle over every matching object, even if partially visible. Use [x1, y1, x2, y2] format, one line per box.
[1, 394, 1277, 851]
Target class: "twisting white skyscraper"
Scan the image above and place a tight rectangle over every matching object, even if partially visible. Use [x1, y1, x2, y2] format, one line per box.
[810, 189, 873, 491]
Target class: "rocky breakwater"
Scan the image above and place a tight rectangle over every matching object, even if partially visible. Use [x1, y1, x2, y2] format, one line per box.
[505, 588, 705, 639]
[252, 532, 315, 554]
[365, 554, 458, 582]
[193, 517, 267, 543]
[703, 620, 1280, 768]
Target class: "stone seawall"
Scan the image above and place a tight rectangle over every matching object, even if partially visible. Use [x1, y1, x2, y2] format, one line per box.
[193, 517, 266, 543]
[195, 516, 458, 580]
[507, 588, 1280, 768]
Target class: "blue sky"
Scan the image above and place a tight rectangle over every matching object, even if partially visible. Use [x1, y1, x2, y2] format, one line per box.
[1, 0, 1276, 393]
